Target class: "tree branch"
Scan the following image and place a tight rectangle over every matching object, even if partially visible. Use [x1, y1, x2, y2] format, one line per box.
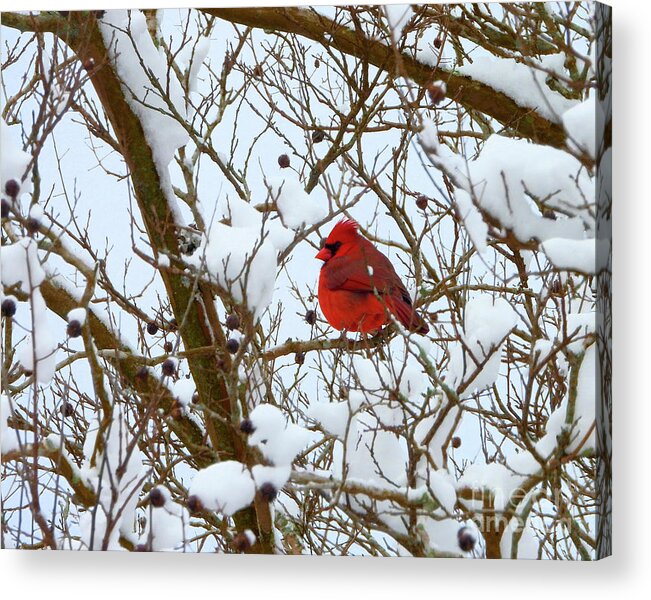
[202, 6, 567, 148]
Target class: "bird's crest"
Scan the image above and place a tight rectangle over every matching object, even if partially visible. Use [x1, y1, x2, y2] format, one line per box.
[327, 218, 359, 244]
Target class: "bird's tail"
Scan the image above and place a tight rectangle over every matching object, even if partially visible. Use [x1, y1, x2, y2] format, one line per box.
[387, 297, 429, 335]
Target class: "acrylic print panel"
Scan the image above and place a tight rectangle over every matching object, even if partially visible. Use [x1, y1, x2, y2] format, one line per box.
[0, 3, 611, 559]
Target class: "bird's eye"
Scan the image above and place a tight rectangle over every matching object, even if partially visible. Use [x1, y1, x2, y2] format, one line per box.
[324, 241, 342, 255]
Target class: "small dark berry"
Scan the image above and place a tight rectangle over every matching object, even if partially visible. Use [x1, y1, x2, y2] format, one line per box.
[57, 11, 70, 17]
[146, 322, 159, 335]
[427, 81, 447, 105]
[253, 64, 263, 78]
[295, 352, 305, 365]
[4, 179, 20, 199]
[311, 130, 325, 144]
[305, 309, 316, 325]
[149, 487, 166, 508]
[161, 358, 177, 377]
[134, 543, 150, 552]
[187, 495, 204, 514]
[542, 209, 557, 220]
[457, 526, 476, 553]
[226, 338, 240, 354]
[451, 436, 461, 449]
[1, 298, 16, 318]
[225, 313, 240, 330]
[278, 154, 290, 169]
[170, 400, 183, 420]
[239, 419, 255, 435]
[61, 402, 74, 418]
[67, 320, 82, 338]
[164, 341, 174, 353]
[83, 58, 96, 71]
[1, 199, 10, 219]
[232, 532, 252, 553]
[434, 36, 443, 49]
[135, 366, 149, 383]
[192, 391, 200, 404]
[416, 195, 429, 210]
[259, 482, 278, 502]
[314, 58, 320, 68]
[26, 217, 40, 235]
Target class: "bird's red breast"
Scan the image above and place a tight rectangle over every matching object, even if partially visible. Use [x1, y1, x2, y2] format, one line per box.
[315, 219, 429, 334]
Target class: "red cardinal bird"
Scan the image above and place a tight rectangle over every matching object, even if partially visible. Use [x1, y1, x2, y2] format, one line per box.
[315, 219, 429, 334]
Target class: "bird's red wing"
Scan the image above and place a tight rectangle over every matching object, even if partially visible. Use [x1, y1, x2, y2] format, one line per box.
[322, 247, 406, 297]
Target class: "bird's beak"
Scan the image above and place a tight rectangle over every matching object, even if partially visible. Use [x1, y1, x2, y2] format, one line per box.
[315, 248, 331, 261]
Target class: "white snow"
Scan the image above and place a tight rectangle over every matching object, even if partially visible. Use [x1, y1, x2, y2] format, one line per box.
[79, 407, 145, 546]
[457, 54, 577, 123]
[566, 311, 595, 347]
[307, 400, 350, 439]
[454, 189, 488, 255]
[562, 98, 596, 159]
[201, 221, 278, 319]
[350, 355, 391, 394]
[268, 174, 328, 230]
[100, 10, 189, 168]
[247, 404, 290, 443]
[427, 469, 457, 513]
[145, 487, 190, 551]
[457, 462, 525, 512]
[1, 394, 20, 453]
[533, 339, 554, 368]
[420, 517, 466, 556]
[415, 403, 460, 467]
[188, 36, 211, 94]
[1, 237, 45, 292]
[384, 5, 414, 42]
[542, 237, 602, 274]
[447, 295, 518, 394]
[247, 403, 314, 465]
[500, 514, 539, 559]
[568, 343, 596, 453]
[171, 377, 196, 407]
[251, 464, 291, 491]
[420, 117, 440, 152]
[396, 362, 427, 399]
[1, 119, 33, 199]
[79, 508, 120, 550]
[67, 307, 87, 325]
[223, 194, 294, 251]
[189, 460, 256, 516]
[243, 529, 256, 546]
[2, 239, 57, 383]
[340, 411, 408, 487]
[49, 82, 71, 117]
[463, 135, 591, 246]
